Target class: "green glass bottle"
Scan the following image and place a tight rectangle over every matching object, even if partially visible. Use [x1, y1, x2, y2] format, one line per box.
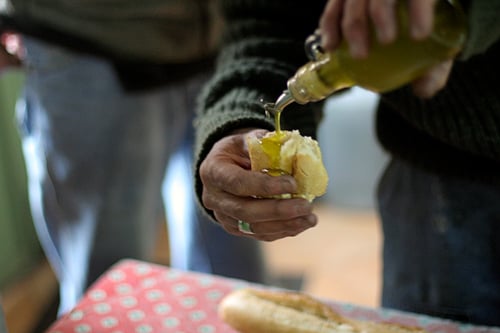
[269, 0, 467, 113]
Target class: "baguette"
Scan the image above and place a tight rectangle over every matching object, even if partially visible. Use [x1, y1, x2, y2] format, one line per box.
[218, 288, 427, 333]
[246, 130, 328, 201]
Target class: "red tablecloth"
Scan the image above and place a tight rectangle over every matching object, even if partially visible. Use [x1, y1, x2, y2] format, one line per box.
[46, 259, 500, 333]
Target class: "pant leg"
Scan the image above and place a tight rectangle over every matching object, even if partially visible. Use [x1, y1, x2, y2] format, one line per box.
[377, 157, 500, 326]
[162, 73, 269, 283]
[18, 37, 187, 314]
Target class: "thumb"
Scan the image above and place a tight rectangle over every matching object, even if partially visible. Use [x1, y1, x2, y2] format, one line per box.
[411, 59, 453, 98]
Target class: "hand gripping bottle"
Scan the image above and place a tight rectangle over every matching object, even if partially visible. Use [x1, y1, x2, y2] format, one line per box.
[268, 0, 467, 114]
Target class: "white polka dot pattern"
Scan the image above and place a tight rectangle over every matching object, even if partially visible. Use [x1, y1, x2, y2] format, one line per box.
[45, 260, 248, 332]
[45, 260, 497, 333]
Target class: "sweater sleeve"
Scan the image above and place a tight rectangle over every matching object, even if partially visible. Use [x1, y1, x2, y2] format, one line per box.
[459, 0, 500, 60]
[373, 1, 500, 181]
[193, 0, 325, 211]
[376, 1, 500, 177]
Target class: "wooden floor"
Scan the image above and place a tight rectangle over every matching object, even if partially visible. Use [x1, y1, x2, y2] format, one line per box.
[1, 204, 381, 333]
[264, 204, 382, 307]
[1, 261, 58, 333]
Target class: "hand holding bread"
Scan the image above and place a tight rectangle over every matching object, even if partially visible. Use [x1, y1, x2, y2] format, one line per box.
[199, 129, 324, 241]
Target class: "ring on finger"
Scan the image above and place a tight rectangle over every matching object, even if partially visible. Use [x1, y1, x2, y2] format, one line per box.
[237, 220, 255, 235]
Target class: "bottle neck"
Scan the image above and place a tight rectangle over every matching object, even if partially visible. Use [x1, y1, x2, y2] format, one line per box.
[273, 90, 295, 113]
[283, 0, 466, 106]
[287, 53, 355, 105]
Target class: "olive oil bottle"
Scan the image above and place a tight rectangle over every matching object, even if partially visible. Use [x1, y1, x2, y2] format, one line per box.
[269, 0, 467, 114]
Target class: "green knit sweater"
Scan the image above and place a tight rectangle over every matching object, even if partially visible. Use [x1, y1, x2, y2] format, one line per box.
[194, 0, 500, 209]
[1, 0, 221, 64]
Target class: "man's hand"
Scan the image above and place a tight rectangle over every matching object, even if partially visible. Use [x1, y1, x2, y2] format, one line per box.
[318, 0, 452, 98]
[199, 129, 318, 241]
[0, 32, 23, 72]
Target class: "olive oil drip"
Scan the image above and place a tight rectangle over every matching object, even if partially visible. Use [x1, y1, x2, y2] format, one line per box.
[261, 103, 287, 176]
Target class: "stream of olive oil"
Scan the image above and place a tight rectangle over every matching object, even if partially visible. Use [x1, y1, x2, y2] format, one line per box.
[260, 108, 288, 176]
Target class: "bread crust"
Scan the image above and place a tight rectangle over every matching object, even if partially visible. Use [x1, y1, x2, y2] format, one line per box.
[246, 130, 328, 201]
[218, 288, 428, 333]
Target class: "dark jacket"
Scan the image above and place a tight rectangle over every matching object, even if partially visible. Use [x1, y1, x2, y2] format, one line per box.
[194, 0, 500, 208]
[0, 0, 223, 89]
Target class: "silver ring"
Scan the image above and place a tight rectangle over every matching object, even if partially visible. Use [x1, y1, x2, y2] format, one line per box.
[237, 220, 254, 235]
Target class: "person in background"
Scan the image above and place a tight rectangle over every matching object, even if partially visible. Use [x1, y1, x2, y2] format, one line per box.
[0, 0, 267, 316]
[0, 30, 19, 333]
[0, 306, 6, 333]
[195, 0, 500, 326]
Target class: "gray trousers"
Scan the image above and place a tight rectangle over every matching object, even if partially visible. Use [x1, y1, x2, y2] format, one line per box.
[378, 157, 500, 326]
[18, 37, 267, 314]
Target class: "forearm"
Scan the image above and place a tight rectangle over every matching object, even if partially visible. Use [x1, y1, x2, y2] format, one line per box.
[194, 0, 326, 209]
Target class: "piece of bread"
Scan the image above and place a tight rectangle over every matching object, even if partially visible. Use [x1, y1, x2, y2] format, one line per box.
[246, 130, 328, 201]
[218, 288, 428, 333]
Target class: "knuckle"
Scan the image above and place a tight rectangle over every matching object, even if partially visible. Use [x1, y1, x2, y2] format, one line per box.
[201, 190, 216, 210]
[273, 199, 311, 218]
[271, 200, 290, 217]
[225, 173, 247, 196]
[199, 159, 214, 185]
[217, 194, 248, 220]
[231, 204, 247, 220]
[342, 18, 366, 43]
[342, 14, 361, 34]
[260, 178, 279, 195]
